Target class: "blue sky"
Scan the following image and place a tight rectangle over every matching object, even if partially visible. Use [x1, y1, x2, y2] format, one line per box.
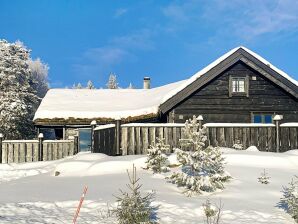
[1, 0, 298, 88]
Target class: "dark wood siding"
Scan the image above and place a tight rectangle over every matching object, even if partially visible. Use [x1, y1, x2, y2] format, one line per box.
[167, 62, 298, 123]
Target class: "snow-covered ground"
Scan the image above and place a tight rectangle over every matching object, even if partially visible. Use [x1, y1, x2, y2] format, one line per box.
[0, 149, 297, 224]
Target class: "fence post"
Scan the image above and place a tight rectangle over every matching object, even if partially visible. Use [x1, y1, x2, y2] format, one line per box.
[197, 115, 203, 129]
[38, 133, 44, 161]
[115, 119, 121, 155]
[0, 133, 3, 163]
[90, 120, 97, 153]
[74, 135, 79, 154]
[273, 115, 283, 153]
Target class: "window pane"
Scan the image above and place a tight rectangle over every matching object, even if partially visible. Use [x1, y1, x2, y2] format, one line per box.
[232, 78, 245, 93]
[264, 115, 272, 123]
[79, 128, 91, 151]
[254, 115, 262, 123]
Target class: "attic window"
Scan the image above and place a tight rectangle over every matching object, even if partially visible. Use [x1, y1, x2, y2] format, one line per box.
[232, 78, 245, 92]
[229, 75, 249, 97]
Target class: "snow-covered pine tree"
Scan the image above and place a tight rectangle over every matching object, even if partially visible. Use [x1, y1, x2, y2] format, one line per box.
[87, 80, 95, 89]
[106, 73, 119, 89]
[77, 83, 82, 89]
[280, 176, 298, 222]
[28, 57, 49, 98]
[114, 164, 156, 224]
[0, 40, 40, 139]
[146, 138, 170, 173]
[169, 115, 231, 195]
[127, 82, 135, 89]
[258, 169, 270, 184]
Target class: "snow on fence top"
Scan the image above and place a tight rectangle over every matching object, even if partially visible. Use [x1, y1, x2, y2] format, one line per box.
[33, 80, 186, 121]
[280, 122, 298, 127]
[2, 140, 39, 143]
[204, 123, 275, 127]
[94, 124, 116, 131]
[121, 123, 185, 127]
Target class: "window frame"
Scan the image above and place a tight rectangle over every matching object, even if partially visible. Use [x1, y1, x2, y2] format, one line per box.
[229, 75, 249, 97]
[251, 112, 274, 124]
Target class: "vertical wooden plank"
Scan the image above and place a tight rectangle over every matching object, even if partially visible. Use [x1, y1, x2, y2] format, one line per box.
[250, 128, 258, 147]
[135, 127, 141, 155]
[13, 143, 18, 163]
[3, 143, 8, 163]
[70, 141, 75, 156]
[8, 143, 14, 163]
[121, 127, 128, 155]
[167, 127, 173, 152]
[242, 128, 247, 150]
[289, 127, 297, 150]
[173, 127, 177, 149]
[280, 127, 290, 152]
[27, 143, 32, 162]
[210, 128, 217, 147]
[128, 127, 135, 155]
[259, 128, 267, 151]
[33, 142, 39, 162]
[53, 143, 58, 160]
[149, 127, 156, 147]
[268, 127, 276, 152]
[176, 127, 182, 148]
[43, 142, 47, 161]
[224, 128, 233, 148]
[217, 127, 225, 147]
[141, 127, 149, 154]
[19, 143, 25, 163]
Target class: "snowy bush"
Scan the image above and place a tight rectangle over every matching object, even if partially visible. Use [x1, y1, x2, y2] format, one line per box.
[279, 176, 298, 223]
[202, 198, 223, 224]
[232, 140, 243, 150]
[146, 138, 170, 173]
[114, 164, 156, 224]
[258, 169, 270, 184]
[169, 115, 231, 195]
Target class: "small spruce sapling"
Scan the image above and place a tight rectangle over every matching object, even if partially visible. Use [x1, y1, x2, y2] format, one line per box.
[258, 169, 270, 184]
[232, 140, 243, 150]
[169, 115, 231, 195]
[202, 198, 223, 224]
[114, 164, 156, 224]
[146, 138, 170, 173]
[279, 175, 298, 223]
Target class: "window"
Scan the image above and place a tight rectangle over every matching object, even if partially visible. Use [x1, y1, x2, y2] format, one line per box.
[252, 114, 273, 124]
[229, 76, 249, 97]
[232, 77, 245, 93]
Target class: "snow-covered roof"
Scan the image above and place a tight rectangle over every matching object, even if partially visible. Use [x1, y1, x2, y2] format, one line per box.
[33, 80, 186, 122]
[34, 46, 297, 123]
[161, 46, 298, 105]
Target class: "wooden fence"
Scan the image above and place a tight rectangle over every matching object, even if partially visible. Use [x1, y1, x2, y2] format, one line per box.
[204, 124, 276, 152]
[93, 122, 298, 155]
[0, 137, 78, 164]
[121, 123, 184, 155]
[94, 124, 116, 155]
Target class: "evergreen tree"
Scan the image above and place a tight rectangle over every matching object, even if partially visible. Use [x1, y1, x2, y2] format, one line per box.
[280, 176, 298, 222]
[106, 73, 119, 89]
[77, 83, 82, 89]
[169, 115, 231, 195]
[86, 80, 95, 89]
[146, 138, 170, 173]
[127, 82, 135, 89]
[0, 40, 40, 139]
[114, 164, 156, 224]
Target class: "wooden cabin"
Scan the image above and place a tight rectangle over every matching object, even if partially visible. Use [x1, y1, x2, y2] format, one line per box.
[34, 46, 298, 151]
